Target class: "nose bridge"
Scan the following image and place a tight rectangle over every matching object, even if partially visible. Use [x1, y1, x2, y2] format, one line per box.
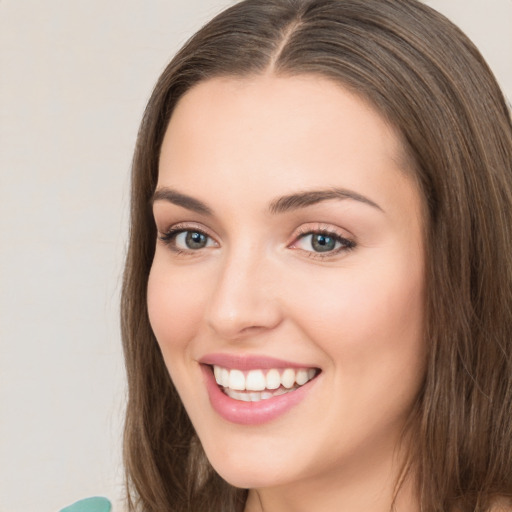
[205, 241, 281, 339]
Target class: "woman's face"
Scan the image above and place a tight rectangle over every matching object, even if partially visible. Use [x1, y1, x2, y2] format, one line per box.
[148, 75, 426, 496]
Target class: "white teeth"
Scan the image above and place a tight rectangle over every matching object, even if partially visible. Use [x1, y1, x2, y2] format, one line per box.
[228, 369, 245, 391]
[281, 368, 296, 389]
[228, 390, 250, 402]
[249, 392, 261, 402]
[221, 368, 229, 387]
[212, 364, 318, 400]
[266, 369, 281, 389]
[296, 369, 309, 385]
[246, 370, 266, 391]
[224, 387, 296, 401]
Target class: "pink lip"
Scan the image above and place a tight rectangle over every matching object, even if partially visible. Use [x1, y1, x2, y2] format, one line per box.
[199, 353, 314, 371]
[200, 363, 319, 425]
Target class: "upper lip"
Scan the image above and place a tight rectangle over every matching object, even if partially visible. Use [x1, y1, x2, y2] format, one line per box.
[198, 353, 319, 371]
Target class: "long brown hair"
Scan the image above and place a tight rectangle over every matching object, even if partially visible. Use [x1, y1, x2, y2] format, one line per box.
[121, 1, 512, 510]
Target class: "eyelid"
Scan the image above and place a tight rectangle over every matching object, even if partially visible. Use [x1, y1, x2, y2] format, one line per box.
[156, 221, 355, 258]
[157, 222, 219, 251]
[288, 223, 356, 257]
[158, 221, 215, 236]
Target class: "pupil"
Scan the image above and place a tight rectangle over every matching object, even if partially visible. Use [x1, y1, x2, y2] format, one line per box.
[186, 231, 207, 249]
[312, 234, 335, 252]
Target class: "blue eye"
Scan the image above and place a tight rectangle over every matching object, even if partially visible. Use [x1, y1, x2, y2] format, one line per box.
[176, 231, 210, 249]
[310, 233, 337, 252]
[159, 228, 216, 251]
[294, 231, 355, 254]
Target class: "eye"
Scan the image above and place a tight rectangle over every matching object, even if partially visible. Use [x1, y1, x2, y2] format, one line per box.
[291, 230, 355, 256]
[176, 230, 213, 249]
[159, 227, 217, 252]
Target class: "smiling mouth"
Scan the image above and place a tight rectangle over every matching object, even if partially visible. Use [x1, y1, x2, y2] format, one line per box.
[211, 365, 320, 402]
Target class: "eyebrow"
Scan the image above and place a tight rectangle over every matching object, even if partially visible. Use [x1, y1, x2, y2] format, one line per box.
[152, 188, 213, 215]
[269, 188, 383, 214]
[152, 186, 383, 215]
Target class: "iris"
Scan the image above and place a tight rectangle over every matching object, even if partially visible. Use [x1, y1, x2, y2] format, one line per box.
[311, 233, 336, 252]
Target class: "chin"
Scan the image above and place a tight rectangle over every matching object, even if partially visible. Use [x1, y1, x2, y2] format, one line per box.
[214, 465, 285, 490]
[203, 443, 295, 490]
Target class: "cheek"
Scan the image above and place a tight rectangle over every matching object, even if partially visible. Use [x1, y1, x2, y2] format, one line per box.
[285, 255, 425, 371]
[146, 258, 208, 356]
[289, 262, 426, 437]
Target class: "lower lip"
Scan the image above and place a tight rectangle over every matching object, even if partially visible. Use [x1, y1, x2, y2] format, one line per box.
[200, 365, 318, 425]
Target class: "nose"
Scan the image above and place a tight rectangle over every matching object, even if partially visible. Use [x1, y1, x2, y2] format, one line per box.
[205, 247, 283, 340]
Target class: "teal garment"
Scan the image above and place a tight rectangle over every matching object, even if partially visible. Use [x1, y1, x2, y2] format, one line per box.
[59, 497, 112, 512]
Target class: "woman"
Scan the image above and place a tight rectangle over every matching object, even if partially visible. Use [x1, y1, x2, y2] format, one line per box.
[120, 0, 512, 511]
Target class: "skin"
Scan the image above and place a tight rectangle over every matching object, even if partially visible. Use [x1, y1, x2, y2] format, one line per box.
[147, 74, 426, 512]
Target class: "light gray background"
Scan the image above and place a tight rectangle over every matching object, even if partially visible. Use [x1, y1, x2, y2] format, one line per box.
[1, 1, 511, 511]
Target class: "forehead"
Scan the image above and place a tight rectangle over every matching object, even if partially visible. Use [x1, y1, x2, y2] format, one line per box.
[161, 74, 409, 169]
[165, 74, 403, 149]
[158, 75, 421, 220]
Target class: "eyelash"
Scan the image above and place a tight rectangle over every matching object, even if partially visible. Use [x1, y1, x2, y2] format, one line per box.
[158, 224, 356, 259]
[290, 226, 356, 259]
[158, 224, 215, 255]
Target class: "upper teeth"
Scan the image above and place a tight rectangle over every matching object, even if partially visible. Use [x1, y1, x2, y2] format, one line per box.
[213, 365, 317, 391]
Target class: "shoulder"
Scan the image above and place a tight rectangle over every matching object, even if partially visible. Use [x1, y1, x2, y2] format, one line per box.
[59, 497, 112, 512]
